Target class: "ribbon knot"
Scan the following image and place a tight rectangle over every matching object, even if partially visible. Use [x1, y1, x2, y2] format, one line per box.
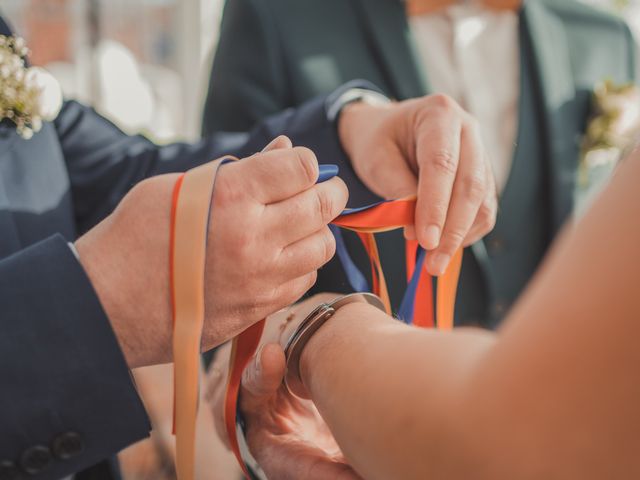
[170, 161, 462, 479]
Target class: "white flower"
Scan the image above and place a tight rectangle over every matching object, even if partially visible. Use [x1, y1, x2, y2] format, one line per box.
[25, 66, 62, 121]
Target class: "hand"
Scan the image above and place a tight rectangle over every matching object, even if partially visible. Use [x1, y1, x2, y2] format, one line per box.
[75, 137, 348, 367]
[205, 294, 361, 480]
[338, 95, 497, 276]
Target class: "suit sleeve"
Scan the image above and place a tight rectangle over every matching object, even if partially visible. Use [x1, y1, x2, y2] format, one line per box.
[201, 0, 291, 135]
[0, 235, 150, 480]
[57, 80, 380, 233]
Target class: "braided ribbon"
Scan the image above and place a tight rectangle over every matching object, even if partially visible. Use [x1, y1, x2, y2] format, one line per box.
[170, 160, 462, 479]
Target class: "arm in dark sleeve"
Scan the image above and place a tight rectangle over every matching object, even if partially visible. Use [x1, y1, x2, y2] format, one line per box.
[201, 0, 291, 135]
[0, 235, 150, 480]
[59, 81, 382, 232]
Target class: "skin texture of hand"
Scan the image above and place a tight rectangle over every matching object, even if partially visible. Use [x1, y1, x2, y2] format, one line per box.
[205, 294, 360, 480]
[75, 137, 348, 368]
[338, 95, 498, 276]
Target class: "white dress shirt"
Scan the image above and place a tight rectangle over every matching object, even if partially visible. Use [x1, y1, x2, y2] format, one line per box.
[408, 3, 520, 192]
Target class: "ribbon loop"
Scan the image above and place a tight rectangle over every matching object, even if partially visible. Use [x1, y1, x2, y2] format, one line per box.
[170, 168, 463, 479]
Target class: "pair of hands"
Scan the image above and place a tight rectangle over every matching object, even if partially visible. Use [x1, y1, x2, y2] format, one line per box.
[206, 294, 361, 479]
[75, 93, 496, 368]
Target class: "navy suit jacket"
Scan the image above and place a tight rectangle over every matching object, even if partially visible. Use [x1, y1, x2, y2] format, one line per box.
[0, 16, 366, 479]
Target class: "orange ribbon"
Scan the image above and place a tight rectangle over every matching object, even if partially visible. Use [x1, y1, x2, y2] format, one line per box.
[405, 0, 522, 16]
[170, 163, 463, 479]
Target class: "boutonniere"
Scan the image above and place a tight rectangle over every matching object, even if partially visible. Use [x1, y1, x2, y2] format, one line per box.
[580, 79, 640, 186]
[0, 35, 62, 139]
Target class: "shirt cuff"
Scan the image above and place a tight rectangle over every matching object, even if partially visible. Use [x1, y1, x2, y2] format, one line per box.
[325, 80, 391, 123]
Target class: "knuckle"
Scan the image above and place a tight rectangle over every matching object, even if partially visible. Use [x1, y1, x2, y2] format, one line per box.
[442, 229, 466, 251]
[424, 202, 449, 225]
[432, 149, 458, 176]
[321, 227, 336, 262]
[429, 93, 458, 112]
[314, 187, 335, 224]
[459, 173, 486, 201]
[479, 202, 498, 233]
[304, 271, 318, 291]
[293, 147, 319, 185]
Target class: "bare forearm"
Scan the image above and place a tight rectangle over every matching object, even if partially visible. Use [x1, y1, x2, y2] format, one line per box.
[299, 303, 495, 480]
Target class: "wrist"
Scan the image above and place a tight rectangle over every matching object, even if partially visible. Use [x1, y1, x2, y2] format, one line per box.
[75, 219, 147, 368]
[336, 93, 392, 158]
[298, 302, 381, 394]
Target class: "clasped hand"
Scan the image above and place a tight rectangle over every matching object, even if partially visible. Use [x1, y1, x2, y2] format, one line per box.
[76, 138, 347, 367]
[206, 294, 362, 480]
[74, 92, 496, 371]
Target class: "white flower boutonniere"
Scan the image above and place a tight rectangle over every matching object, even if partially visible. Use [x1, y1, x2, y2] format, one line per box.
[580, 79, 640, 185]
[0, 35, 62, 139]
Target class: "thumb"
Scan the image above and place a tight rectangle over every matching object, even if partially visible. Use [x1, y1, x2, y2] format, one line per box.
[262, 135, 293, 152]
[242, 343, 286, 402]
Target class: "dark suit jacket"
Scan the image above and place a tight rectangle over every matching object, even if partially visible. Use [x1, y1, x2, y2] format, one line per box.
[202, 0, 637, 325]
[0, 14, 361, 478]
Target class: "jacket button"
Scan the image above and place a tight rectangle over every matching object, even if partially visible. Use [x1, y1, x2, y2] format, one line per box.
[19, 446, 51, 475]
[0, 461, 22, 480]
[51, 432, 84, 460]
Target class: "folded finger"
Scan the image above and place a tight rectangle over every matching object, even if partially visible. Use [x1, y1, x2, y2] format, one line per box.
[463, 159, 498, 246]
[414, 112, 462, 250]
[266, 177, 348, 245]
[231, 146, 320, 204]
[426, 118, 485, 276]
[276, 227, 336, 281]
[241, 343, 286, 407]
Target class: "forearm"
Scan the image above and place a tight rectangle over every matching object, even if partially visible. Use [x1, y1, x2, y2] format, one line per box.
[0, 235, 150, 477]
[299, 303, 495, 480]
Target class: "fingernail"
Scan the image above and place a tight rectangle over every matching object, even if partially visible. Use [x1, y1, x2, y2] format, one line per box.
[317, 164, 339, 183]
[423, 225, 441, 250]
[428, 252, 450, 277]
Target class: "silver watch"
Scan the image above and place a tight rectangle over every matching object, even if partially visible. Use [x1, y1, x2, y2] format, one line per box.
[283, 293, 385, 398]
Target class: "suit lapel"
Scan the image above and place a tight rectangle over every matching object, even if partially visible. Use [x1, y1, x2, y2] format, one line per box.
[522, 1, 581, 233]
[351, 0, 429, 99]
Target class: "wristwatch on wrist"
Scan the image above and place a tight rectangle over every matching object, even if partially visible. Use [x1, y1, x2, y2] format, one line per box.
[326, 86, 391, 123]
[283, 292, 385, 398]
[236, 292, 385, 474]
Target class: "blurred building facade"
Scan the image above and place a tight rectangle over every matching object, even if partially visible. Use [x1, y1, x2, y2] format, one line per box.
[0, 0, 637, 142]
[1, 0, 223, 142]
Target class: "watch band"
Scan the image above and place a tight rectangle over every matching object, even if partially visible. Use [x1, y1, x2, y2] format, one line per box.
[283, 293, 386, 398]
[326, 87, 391, 123]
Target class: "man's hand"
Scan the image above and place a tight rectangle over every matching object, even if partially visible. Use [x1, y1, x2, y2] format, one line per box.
[205, 294, 361, 480]
[338, 95, 497, 276]
[75, 137, 348, 367]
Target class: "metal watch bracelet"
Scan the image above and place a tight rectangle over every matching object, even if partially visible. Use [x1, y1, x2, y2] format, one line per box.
[283, 293, 385, 398]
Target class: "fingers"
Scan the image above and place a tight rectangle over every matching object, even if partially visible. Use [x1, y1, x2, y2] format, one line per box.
[267, 176, 348, 245]
[276, 227, 336, 281]
[426, 116, 486, 276]
[413, 95, 463, 251]
[262, 135, 293, 152]
[357, 144, 419, 201]
[228, 146, 320, 204]
[242, 343, 286, 407]
[463, 158, 498, 246]
[263, 271, 318, 320]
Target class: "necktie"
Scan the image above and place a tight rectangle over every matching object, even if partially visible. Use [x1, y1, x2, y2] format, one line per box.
[170, 160, 462, 479]
[405, 0, 522, 16]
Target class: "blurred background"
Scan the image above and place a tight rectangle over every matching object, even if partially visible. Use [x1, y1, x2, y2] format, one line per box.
[1, 0, 638, 144]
